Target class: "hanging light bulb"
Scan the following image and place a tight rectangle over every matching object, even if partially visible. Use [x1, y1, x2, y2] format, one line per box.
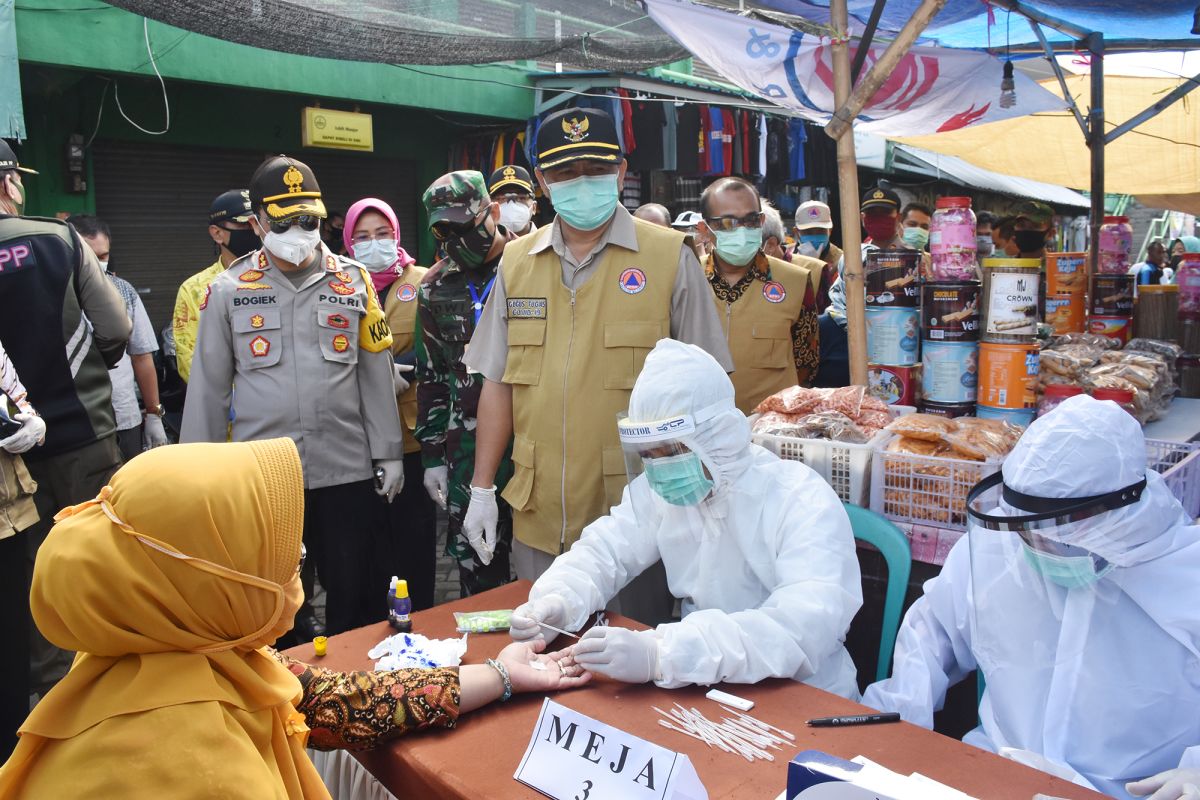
[999, 60, 1017, 108]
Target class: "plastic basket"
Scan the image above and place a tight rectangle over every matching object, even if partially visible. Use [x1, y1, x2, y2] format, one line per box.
[1146, 438, 1200, 519]
[752, 406, 915, 506]
[869, 432, 1002, 530]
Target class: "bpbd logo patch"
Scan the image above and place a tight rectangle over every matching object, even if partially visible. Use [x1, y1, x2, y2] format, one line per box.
[762, 281, 786, 303]
[619, 268, 646, 295]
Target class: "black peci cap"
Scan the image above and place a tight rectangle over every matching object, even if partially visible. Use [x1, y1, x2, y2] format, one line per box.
[488, 165, 534, 195]
[248, 155, 326, 221]
[535, 108, 622, 170]
[861, 185, 901, 212]
[209, 189, 253, 225]
[0, 140, 37, 175]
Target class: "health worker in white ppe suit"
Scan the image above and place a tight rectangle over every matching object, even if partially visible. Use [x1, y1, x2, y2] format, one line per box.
[509, 338, 862, 698]
[862, 395, 1200, 800]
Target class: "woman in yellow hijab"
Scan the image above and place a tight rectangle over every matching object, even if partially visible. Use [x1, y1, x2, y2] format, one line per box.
[0, 438, 588, 798]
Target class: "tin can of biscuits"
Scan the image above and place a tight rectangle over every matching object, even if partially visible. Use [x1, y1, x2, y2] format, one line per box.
[981, 258, 1041, 343]
[1044, 293, 1086, 334]
[865, 249, 921, 307]
[866, 307, 921, 366]
[922, 281, 980, 342]
[1045, 252, 1087, 295]
[978, 341, 1039, 409]
[1090, 274, 1134, 317]
[867, 363, 919, 406]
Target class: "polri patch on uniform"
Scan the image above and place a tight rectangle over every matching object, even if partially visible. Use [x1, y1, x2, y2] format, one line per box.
[328, 281, 354, 296]
[328, 313, 350, 329]
[250, 314, 265, 329]
[397, 284, 417, 303]
[239, 269, 265, 282]
[762, 281, 787, 303]
[619, 267, 646, 294]
[199, 285, 211, 310]
[507, 297, 547, 319]
[332, 334, 350, 353]
[249, 335, 271, 358]
[335, 270, 353, 284]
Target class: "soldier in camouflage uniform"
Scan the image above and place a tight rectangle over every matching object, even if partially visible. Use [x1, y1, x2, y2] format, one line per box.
[415, 171, 519, 596]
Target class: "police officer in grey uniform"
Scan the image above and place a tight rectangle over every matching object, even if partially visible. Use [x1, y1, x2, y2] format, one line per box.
[182, 155, 404, 636]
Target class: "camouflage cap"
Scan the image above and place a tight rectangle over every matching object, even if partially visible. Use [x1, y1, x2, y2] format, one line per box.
[422, 171, 490, 227]
[1007, 200, 1055, 228]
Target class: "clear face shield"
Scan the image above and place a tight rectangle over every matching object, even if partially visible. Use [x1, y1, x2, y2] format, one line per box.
[965, 470, 1145, 675]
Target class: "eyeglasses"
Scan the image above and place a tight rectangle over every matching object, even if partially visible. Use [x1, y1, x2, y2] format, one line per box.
[703, 212, 764, 232]
[350, 228, 396, 245]
[296, 543, 306, 577]
[266, 215, 321, 235]
[496, 193, 532, 204]
[431, 212, 484, 242]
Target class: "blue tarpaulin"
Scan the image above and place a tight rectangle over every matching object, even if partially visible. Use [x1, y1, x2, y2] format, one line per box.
[746, 1, 1198, 48]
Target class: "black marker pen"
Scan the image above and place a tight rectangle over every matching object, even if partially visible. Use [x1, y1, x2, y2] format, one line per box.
[806, 712, 901, 727]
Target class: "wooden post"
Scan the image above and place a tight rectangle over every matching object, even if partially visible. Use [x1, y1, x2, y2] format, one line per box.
[825, 0, 948, 141]
[1087, 31, 1105, 280]
[828, 0, 867, 387]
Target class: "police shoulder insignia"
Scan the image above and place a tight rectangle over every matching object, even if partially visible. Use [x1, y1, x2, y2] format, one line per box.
[762, 281, 787, 303]
[249, 335, 271, 358]
[332, 333, 350, 353]
[239, 269, 265, 282]
[257, 251, 269, 269]
[250, 314, 265, 329]
[397, 283, 417, 303]
[199, 285, 211, 311]
[619, 267, 646, 295]
[335, 270, 353, 284]
[326, 255, 338, 272]
[328, 281, 355, 296]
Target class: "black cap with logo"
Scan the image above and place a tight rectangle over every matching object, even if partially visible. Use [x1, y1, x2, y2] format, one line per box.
[860, 185, 901, 212]
[0, 140, 37, 175]
[248, 155, 326, 221]
[209, 189, 253, 225]
[535, 108, 623, 170]
[488, 165, 534, 195]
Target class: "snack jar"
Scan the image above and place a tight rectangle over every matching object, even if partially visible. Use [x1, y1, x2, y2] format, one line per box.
[930, 197, 977, 280]
[1037, 384, 1084, 417]
[1091, 387, 1136, 419]
[1097, 216, 1133, 274]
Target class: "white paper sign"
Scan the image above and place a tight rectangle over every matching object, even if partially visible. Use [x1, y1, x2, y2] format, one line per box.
[514, 698, 708, 800]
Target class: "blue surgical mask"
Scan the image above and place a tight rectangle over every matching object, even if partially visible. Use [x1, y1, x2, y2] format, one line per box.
[351, 238, 398, 272]
[1021, 543, 1113, 589]
[643, 452, 713, 507]
[902, 226, 930, 250]
[713, 227, 763, 267]
[547, 173, 619, 231]
[976, 235, 995, 258]
[799, 233, 829, 255]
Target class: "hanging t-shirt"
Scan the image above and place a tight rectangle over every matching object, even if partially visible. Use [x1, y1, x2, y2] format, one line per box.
[708, 106, 726, 175]
[628, 99, 666, 171]
[788, 119, 807, 181]
[616, 89, 636, 158]
[663, 103, 678, 171]
[730, 110, 743, 175]
[758, 113, 768, 177]
[675, 104, 702, 174]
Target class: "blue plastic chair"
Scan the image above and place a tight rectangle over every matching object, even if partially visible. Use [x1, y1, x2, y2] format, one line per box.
[844, 503, 912, 683]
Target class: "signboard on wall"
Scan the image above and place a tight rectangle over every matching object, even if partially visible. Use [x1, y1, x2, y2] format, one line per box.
[301, 107, 373, 152]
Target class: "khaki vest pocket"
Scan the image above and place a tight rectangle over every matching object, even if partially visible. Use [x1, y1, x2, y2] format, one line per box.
[501, 435, 536, 512]
[602, 321, 662, 390]
[503, 320, 546, 386]
[749, 320, 793, 369]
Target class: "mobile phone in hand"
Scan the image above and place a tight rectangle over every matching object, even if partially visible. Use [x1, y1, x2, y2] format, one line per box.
[0, 407, 22, 439]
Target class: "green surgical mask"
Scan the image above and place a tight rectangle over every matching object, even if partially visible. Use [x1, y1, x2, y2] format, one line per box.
[1021, 543, 1113, 589]
[547, 173, 619, 231]
[713, 227, 762, 266]
[902, 226, 929, 250]
[643, 452, 713, 507]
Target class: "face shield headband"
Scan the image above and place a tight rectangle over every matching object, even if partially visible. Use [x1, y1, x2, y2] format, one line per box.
[966, 471, 1147, 534]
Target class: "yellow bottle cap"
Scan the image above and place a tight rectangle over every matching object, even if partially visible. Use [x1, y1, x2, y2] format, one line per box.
[313, 636, 328, 657]
[395, 579, 409, 598]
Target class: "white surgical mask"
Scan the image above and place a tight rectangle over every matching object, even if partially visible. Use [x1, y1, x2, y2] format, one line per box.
[98, 260, 109, 272]
[351, 238, 399, 272]
[263, 226, 321, 265]
[498, 200, 533, 232]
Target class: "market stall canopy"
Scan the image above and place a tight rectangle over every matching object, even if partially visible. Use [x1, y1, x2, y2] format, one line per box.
[890, 143, 1091, 208]
[702, 0, 1199, 49]
[894, 74, 1200, 205]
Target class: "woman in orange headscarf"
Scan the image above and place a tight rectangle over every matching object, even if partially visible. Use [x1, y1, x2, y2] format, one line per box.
[0, 438, 587, 798]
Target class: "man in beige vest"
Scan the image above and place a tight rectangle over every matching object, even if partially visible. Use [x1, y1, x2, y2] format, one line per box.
[461, 107, 733, 623]
[699, 178, 822, 415]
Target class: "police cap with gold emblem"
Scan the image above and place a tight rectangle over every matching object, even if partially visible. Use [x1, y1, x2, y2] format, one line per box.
[488, 164, 534, 196]
[0, 140, 37, 175]
[249, 155, 327, 221]
[209, 189, 253, 225]
[535, 108, 622, 171]
[860, 185, 901, 212]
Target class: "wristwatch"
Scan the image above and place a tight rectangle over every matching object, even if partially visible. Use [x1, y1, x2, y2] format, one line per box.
[143, 403, 165, 417]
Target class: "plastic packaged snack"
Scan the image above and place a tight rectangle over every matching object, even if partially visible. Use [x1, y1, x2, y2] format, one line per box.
[453, 610, 513, 633]
[885, 413, 957, 442]
[886, 435, 950, 457]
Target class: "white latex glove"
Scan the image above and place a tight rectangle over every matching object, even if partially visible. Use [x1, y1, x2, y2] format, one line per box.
[393, 363, 414, 394]
[572, 627, 660, 684]
[1128, 769, 1200, 799]
[373, 458, 405, 503]
[463, 485, 499, 565]
[0, 413, 46, 454]
[510, 595, 569, 643]
[422, 464, 448, 509]
[142, 414, 168, 449]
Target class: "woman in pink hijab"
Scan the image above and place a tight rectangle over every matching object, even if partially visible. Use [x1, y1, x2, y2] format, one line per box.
[344, 198, 437, 611]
